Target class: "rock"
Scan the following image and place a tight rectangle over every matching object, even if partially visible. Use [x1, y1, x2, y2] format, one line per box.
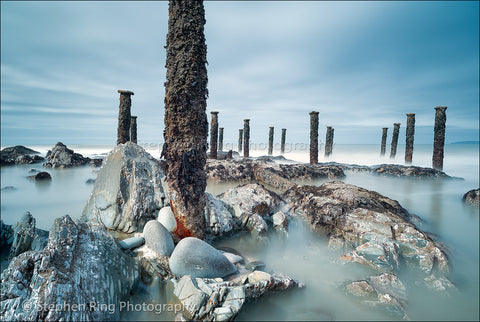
[9, 212, 36, 258]
[158, 206, 177, 232]
[462, 188, 479, 206]
[1, 186, 16, 192]
[143, 220, 174, 256]
[372, 164, 451, 178]
[169, 237, 237, 278]
[89, 158, 103, 167]
[222, 252, 244, 265]
[272, 211, 288, 231]
[33, 171, 51, 181]
[85, 178, 96, 184]
[119, 236, 145, 250]
[345, 280, 377, 298]
[172, 276, 209, 319]
[204, 193, 238, 239]
[1, 145, 42, 166]
[284, 181, 449, 276]
[0, 220, 13, 249]
[246, 271, 272, 284]
[81, 142, 166, 233]
[0, 215, 138, 321]
[245, 261, 266, 272]
[43, 142, 91, 168]
[207, 151, 241, 160]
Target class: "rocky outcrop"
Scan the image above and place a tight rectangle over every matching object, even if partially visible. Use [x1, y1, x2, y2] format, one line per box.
[0, 215, 138, 321]
[7, 212, 48, 258]
[1, 146, 43, 166]
[462, 188, 479, 206]
[43, 142, 101, 168]
[0, 221, 13, 249]
[81, 142, 167, 233]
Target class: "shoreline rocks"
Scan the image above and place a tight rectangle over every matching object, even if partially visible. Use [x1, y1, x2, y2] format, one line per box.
[44, 142, 102, 168]
[1, 146, 44, 166]
[462, 188, 479, 206]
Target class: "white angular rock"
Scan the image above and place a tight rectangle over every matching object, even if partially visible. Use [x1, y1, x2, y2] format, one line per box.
[157, 206, 177, 232]
[81, 142, 166, 233]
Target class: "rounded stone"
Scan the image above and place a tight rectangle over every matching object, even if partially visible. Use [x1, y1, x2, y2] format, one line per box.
[143, 220, 174, 256]
[34, 172, 51, 181]
[157, 206, 177, 232]
[169, 237, 238, 278]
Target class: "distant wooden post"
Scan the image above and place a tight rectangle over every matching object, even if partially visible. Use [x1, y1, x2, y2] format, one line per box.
[380, 127, 388, 156]
[268, 127, 274, 156]
[117, 90, 134, 145]
[405, 113, 415, 164]
[130, 116, 138, 143]
[218, 127, 224, 152]
[238, 129, 243, 153]
[390, 123, 400, 158]
[280, 128, 286, 155]
[243, 119, 250, 158]
[325, 126, 334, 157]
[309, 111, 319, 164]
[209, 111, 219, 159]
[432, 106, 447, 170]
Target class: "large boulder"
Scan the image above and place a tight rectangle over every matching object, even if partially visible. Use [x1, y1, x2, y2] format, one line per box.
[81, 142, 167, 233]
[0, 215, 138, 321]
[143, 220, 174, 256]
[1, 145, 43, 166]
[169, 237, 237, 278]
[462, 188, 479, 206]
[43, 142, 93, 168]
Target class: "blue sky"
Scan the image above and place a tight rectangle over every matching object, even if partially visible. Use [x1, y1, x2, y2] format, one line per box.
[1, 1, 479, 147]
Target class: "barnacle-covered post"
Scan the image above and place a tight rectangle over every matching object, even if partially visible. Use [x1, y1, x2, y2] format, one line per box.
[163, 0, 208, 239]
[130, 116, 138, 144]
[218, 127, 224, 152]
[238, 129, 243, 153]
[390, 123, 400, 158]
[325, 126, 334, 157]
[380, 127, 388, 156]
[432, 106, 447, 170]
[209, 111, 219, 159]
[243, 119, 250, 158]
[405, 113, 415, 164]
[268, 127, 274, 156]
[117, 90, 133, 145]
[309, 111, 319, 164]
[280, 128, 286, 155]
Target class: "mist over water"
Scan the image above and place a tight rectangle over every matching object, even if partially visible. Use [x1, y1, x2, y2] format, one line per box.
[1, 143, 478, 320]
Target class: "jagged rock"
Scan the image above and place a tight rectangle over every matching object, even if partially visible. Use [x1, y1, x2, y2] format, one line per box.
[43, 142, 91, 168]
[81, 142, 166, 233]
[0, 215, 138, 321]
[462, 188, 479, 206]
[169, 237, 237, 278]
[372, 164, 450, 178]
[1, 146, 42, 166]
[272, 211, 288, 231]
[143, 220, 174, 256]
[33, 171, 51, 181]
[345, 280, 377, 298]
[9, 212, 36, 258]
[119, 236, 145, 250]
[0, 221, 13, 249]
[222, 252, 244, 265]
[158, 206, 177, 232]
[284, 181, 449, 276]
[89, 158, 103, 167]
[204, 192, 238, 238]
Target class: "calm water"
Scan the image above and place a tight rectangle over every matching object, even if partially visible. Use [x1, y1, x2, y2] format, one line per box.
[1, 144, 478, 320]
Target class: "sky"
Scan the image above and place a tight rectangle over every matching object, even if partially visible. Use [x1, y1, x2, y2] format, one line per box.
[1, 1, 479, 148]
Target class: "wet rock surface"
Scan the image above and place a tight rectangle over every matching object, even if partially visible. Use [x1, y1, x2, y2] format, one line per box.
[1, 146, 43, 166]
[143, 220, 174, 256]
[43, 142, 99, 168]
[81, 142, 167, 233]
[32, 171, 51, 181]
[1, 215, 138, 321]
[462, 188, 479, 206]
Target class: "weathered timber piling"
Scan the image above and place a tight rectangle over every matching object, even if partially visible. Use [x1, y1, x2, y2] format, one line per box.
[325, 126, 334, 157]
[309, 111, 319, 165]
[218, 127, 224, 152]
[163, 0, 207, 239]
[209, 111, 219, 159]
[117, 90, 134, 145]
[243, 119, 250, 158]
[432, 106, 447, 170]
[130, 116, 138, 144]
[281, 128, 286, 154]
[390, 123, 400, 158]
[238, 129, 243, 152]
[380, 127, 388, 156]
[268, 127, 274, 156]
[405, 113, 416, 164]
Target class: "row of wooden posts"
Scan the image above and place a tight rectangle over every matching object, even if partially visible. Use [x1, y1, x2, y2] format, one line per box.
[115, 90, 447, 171]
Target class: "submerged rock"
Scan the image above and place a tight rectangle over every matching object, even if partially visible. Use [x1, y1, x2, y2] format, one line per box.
[462, 188, 479, 206]
[143, 220, 174, 256]
[0, 215, 138, 321]
[85, 178, 96, 184]
[81, 142, 166, 233]
[1, 145, 43, 166]
[43, 142, 92, 168]
[169, 237, 237, 278]
[33, 171, 51, 181]
[1, 186, 17, 192]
